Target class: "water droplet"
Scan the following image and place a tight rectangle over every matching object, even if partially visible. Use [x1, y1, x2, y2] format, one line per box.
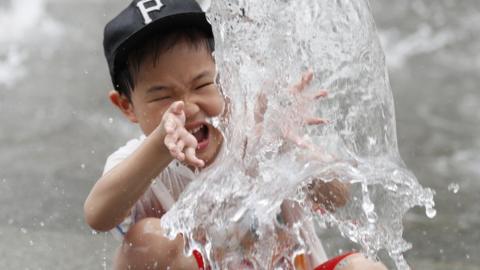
[366, 211, 378, 223]
[108, 117, 114, 124]
[39, 222, 45, 227]
[83, 69, 89, 75]
[466, 253, 470, 259]
[29, 240, 34, 246]
[426, 207, 437, 219]
[20, 228, 28, 234]
[367, 136, 376, 145]
[447, 183, 459, 194]
[80, 164, 86, 169]
[8, 219, 14, 225]
[362, 199, 374, 213]
[207, 116, 221, 128]
[91, 230, 98, 235]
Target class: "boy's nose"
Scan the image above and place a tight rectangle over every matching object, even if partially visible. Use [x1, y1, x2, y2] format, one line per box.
[183, 101, 200, 119]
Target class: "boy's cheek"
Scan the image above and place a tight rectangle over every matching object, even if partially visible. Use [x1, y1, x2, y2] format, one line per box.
[211, 95, 227, 117]
[137, 112, 168, 136]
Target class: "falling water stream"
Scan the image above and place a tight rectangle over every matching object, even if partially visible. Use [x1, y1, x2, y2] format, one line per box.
[161, 1, 435, 269]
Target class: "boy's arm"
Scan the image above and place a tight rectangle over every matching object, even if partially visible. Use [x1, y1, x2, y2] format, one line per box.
[84, 101, 203, 232]
[84, 131, 172, 232]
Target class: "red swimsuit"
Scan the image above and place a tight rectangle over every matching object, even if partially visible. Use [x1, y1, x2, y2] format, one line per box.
[193, 250, 356, 270]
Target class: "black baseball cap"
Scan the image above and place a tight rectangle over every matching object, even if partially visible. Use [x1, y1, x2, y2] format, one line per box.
[103, 0, 213, 90]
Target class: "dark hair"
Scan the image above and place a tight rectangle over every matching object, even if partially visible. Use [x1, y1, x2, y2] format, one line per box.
[115, 26, 214, 100]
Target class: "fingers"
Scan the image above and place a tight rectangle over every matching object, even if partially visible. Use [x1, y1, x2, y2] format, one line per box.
[162, 103, 204, 167]
[164, 102, 185, 133]
[164, 132, 179, 150]
[169, 101, 185, 115]
[305, 117, 329, 125]
[176, 140, 186, 155]
[164, 126, 204, 167]
[282, 128, 312, 149]
[164, 116, 177, 133]
[313, 89, 328, 99]
[290, 70, 330, 98]
[165, 138, 204, 167]
[185, 147, 205, 167]
[254, 92, 268, 123]
[164, 131, 184, 161]
[169, 140, 186, 161]
[291, 70, 314, 94]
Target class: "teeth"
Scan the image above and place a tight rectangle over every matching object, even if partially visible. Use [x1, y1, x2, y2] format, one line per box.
[188, 125, 203, 134]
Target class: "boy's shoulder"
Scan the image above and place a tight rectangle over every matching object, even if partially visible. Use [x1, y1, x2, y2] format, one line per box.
[103, 135, 146, 174]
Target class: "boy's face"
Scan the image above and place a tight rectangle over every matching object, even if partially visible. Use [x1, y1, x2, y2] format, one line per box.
[113, 39, 225, 165]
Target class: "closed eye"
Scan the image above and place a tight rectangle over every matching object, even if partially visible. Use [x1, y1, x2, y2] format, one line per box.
[150, 96, 171, 102]
[196, 82, 214, 90]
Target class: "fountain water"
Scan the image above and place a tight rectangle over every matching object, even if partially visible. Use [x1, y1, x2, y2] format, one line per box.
[161, 0, 435, 269]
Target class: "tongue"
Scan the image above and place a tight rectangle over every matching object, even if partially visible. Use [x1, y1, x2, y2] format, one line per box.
[192, 125, 208, 143]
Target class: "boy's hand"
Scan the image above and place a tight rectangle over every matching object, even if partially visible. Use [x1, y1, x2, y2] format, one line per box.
[254, 70, 329, 146]
[283, 70, 329, 148]
[162, 101, 205, 168]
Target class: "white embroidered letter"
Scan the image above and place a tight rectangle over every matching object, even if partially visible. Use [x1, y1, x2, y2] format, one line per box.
[136, 0, 164, 25]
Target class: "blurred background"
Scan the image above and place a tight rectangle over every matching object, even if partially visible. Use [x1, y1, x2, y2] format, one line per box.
[0, 0, 478, 269]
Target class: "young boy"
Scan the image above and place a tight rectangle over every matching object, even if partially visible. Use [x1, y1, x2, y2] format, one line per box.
[84, 1, 387, 269]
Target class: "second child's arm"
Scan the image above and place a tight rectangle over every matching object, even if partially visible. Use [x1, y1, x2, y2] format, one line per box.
[84, 101, 202, 231]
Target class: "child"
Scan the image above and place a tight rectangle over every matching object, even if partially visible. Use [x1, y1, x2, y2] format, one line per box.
[84, 0, 387, 269]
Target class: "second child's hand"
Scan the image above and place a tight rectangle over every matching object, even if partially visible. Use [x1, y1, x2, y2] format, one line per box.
[162, 101, 205, 168]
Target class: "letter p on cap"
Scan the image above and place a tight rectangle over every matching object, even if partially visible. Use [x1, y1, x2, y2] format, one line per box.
[137, 0, 164, 24]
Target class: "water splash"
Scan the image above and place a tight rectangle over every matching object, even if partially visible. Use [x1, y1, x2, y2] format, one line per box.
[447, 183, 460, 194]
[161, 0, 435, 269]
[0, 0, 63, 88]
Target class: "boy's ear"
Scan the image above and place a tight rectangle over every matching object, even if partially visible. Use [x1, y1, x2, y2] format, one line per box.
[108, 90, 138, 123]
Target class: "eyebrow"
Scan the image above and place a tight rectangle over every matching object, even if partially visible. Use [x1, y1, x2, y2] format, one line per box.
[146, 85, 168, 94]
[192, 70, 213, 82]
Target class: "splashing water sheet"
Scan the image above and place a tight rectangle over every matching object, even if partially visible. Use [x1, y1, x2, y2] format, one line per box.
[161, 0, 435, 269]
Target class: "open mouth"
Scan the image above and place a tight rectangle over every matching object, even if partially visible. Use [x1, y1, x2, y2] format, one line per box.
[188, 124, 210, 151]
